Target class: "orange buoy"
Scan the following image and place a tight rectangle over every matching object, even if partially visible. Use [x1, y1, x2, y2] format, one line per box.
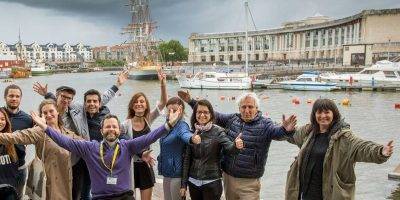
[220, 96, 225, 101]
[395, 103, 400, 109]
[306, 99, 313, 104]
[292, 97, 300, 104]
[341, 98, 350, 106]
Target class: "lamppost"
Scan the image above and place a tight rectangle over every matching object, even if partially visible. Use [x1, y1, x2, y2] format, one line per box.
[387, 39, 391, 60]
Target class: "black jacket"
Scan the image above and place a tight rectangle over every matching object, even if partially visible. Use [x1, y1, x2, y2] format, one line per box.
[181, 124, 239, 188]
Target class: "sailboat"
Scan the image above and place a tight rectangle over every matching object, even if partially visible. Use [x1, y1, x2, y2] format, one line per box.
[123, 0, 161, 80]
[177, 0, 252, 89]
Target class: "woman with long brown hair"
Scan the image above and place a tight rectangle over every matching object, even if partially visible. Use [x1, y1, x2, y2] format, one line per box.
[121, 69, 167, 200]
[285, 98, 394, 200]
[0, 99, 82, 200]
[0, 108, 19, 200]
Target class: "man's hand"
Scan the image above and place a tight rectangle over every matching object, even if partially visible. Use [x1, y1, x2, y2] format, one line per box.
[33, 82, 48, 97]
[282, 114, 297, 132]
[141, 150, 155, 167]
[177, 90, 191, 103]
[235, 133, 244, 149]
[116, 70, 129, 87]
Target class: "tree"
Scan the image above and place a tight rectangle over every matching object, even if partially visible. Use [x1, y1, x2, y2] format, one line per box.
[158, 40, 188, 63]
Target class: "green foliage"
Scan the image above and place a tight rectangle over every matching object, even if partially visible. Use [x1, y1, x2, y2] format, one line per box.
[158, 40, 188, 62]
[95, 60, 125, 67]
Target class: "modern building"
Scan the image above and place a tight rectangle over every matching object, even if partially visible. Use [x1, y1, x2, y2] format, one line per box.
[0, 42, 93, 63]
[188, 8, 400, 66]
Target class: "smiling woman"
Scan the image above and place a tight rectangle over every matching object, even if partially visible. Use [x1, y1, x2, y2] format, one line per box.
[0, 99, 82, 200]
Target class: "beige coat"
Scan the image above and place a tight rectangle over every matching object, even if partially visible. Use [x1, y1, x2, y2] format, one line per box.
[0, 126, 80, 200]
[285, 123, 389, 200]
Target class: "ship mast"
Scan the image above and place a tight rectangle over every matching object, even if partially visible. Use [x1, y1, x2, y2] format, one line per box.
[122, 0, 159, 66]
[244, 0, 249, 76]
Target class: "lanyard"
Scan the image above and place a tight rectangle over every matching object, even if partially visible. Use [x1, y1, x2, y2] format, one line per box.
[99, 142, 120, 175]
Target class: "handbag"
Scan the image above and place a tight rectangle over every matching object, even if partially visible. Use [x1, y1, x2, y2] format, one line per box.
[25, 133, 47, 200]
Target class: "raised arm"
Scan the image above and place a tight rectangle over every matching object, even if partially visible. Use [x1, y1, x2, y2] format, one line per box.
[267, 114, 297, 140]
[102, 70, 128, 105]
[0, 127, 43, 145]
[126, 106, 183, 154]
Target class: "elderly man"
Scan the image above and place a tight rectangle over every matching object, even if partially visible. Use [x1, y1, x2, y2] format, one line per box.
[178, 91, 297, 200]
[32, 70, 128, 200]
[31, 106, 182, 200]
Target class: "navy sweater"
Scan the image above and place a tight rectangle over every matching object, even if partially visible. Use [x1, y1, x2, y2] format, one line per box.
[4, 108, 34, 167]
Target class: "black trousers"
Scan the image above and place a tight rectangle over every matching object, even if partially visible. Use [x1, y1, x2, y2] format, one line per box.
[188, 179, 222, 200]
[72, 159, 92, 200]
[93, 190, 134, 200]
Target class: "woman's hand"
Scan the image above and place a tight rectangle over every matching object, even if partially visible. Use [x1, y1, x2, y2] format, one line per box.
[282, 114, 297, 132]
[157, 68, 166, 85]
[177, 90, 191, 103]
[141, 150, 155, 167]
[167, 106, 182, 127]
[191, 132, 201, 144]
[30, 111, 47, 130]
[179, 188, 186, 198]
[116, 70, 129, 87]
[382, 140, 394, 157]
[235, 133, 244, 149]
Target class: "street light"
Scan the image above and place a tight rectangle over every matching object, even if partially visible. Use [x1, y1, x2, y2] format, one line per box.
[387, 39, 391, 60]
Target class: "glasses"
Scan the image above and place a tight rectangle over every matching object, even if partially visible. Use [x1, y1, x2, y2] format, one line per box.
[60, 94, 73, 101]
[196, 111, 210, 115]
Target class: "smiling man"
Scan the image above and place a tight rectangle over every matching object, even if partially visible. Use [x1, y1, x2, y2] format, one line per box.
[178, 91, 297, 200]
[31, 108, 182, 200]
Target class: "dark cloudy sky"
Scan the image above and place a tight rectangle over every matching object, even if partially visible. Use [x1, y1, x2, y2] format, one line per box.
[0, 0, 399, 47]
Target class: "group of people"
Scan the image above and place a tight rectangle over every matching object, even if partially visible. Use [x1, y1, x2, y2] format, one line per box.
[0, 69, 394, 200]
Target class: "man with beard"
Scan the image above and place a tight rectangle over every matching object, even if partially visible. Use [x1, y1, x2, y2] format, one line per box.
[33, 70, 129, 200]
[3, 84, 34, 198]
[31, 107, 183, 200]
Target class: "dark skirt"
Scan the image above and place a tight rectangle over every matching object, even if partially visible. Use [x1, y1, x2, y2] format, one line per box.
[134, 161, 155, 190]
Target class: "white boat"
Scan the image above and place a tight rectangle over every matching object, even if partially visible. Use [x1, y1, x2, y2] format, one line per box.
[177, 71, 252, 89]
[0, 69, 11, 79]
[176, 0, 253, 90]
[30, 62, 51, 76]
[320, 60, 400, 87]
[279, 73, 339, 91]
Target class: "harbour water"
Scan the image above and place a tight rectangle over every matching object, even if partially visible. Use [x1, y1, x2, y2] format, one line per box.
[1, 71, 399, 199]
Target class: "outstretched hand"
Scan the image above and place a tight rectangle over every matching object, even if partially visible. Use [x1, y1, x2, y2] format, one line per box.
[141, 150, 155, 167]
[282, 114, 297, 132]
[177, 90, 191, 103]
[30, 111, 47, 130]
[382, 140, 394, 157]
[116, 70, 129, 87]
[33, 82, 48, 96]
[235, 133, 244, 149]
[167, 106, 182, 127]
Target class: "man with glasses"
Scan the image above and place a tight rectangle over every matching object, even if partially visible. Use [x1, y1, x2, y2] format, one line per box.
[178, 91, 297, 200]
[32, 70, 128, 200]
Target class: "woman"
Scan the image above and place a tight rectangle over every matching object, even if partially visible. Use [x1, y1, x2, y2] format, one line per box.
[121, 69, 167, 200]
[0, 100, 81, 200]
[180, 99, 244, 200]
[0, 108, 19, 200]
[158, 97, 201, 200]
[286, 99, 394, 200]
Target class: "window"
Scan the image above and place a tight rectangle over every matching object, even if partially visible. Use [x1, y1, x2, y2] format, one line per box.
[255, 54, 259, 61]
[201, 56, 206, 62]
[228, 46, 234, 52]
[219, 55, 224, 61]
[238, 54, 242, 61]
[383, 71, 397, 78]
[360, 70, 379, 74]
[237, 45, 243, 51]
[219, 46, 225, 52]
[210, 55, 215, 62]
[305, 32, 311, 48]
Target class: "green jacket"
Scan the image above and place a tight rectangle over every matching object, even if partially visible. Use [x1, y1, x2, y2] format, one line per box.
[285, 121, 389, 200]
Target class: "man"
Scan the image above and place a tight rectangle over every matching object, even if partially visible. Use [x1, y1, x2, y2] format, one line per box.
[3, 84, 34, 198]
[30, 108, 182, 200]
[33, 70, 128, 200]
[178, 91, 297, 200]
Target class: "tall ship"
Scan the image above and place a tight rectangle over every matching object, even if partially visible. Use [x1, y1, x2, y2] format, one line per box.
[122, 0, 161, 80]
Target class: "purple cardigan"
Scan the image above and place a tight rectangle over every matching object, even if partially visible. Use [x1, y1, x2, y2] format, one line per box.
[44, 125, 168, 198]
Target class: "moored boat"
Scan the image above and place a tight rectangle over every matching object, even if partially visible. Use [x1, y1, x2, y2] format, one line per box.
[177, 71, 252, 90]
[279, 72, 339, 91]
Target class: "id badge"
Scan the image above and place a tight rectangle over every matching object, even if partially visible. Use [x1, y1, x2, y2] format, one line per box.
[106, 175, 118, 185]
